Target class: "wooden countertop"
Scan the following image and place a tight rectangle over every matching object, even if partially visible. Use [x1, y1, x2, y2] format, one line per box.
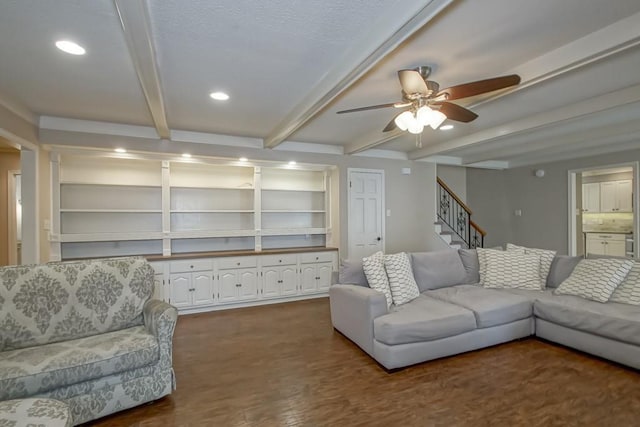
[144, 246, 338, 262]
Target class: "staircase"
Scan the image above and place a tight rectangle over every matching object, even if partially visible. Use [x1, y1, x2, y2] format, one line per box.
[435, 177, 486, 249]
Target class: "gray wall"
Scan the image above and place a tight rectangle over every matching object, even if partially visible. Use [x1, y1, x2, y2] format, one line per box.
[437, 165, 466, 202]
[467, 148, 640, 254]
[40, 129, 449, 261]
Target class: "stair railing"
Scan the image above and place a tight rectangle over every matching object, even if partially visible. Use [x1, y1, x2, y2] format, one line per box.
[436, 177, 486, 249]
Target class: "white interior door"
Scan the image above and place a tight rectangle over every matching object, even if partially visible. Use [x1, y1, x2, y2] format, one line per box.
[348, 169, 384, 260]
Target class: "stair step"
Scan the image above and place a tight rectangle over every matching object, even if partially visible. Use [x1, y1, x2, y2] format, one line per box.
[451, 240, 466, 247]
[440, 231, 453, 235]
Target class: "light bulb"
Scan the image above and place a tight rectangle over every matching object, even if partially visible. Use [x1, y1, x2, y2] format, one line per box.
[394, 111, 414, 131]
[407, 121, 424, 134]
[429, 110, 447, 130]
[416, 106, 433, 126]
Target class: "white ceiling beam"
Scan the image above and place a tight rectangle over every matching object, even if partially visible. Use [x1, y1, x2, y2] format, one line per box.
[347, 11, 640, 155]
[409, 83, 640, 160]
[113, 0, 170, 139]
[263, 0, 455, 149]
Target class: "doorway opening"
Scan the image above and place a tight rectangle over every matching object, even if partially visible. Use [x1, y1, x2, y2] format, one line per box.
[8, 171, 21, 265]
[568, 162, 638, 259]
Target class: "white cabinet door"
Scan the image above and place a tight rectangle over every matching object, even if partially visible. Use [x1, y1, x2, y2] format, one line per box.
[317, 262, 333, 291]
[281, 266, 298, 296]
[585, 237, 605, 256]
[300, 265, 318, 294]
[219, 271, 240, 303]
[262, 267, 280, 298]
[238, 269, 258, 300]
[169, 273, 192, 308]
[192, 272, 214, 306]
[606, 240, 627, 257]
[616, 180, 633, 212]
[599, 182, 617, 212]
[582, 183, 600, 213]
[153, 274, 164, 301]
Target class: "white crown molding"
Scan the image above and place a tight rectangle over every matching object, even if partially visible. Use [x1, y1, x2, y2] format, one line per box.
[274, 141, 344, 155]
[417, 155, 463, 165]
[347, 12, 640, 156]
[352, 149, 408, 160]
[171, 129, 262, 149]
[464, 160, 509, 170]
[39, 116, 159, 139]
[0, 91, 37, 125]
[263, 0, 454, 148]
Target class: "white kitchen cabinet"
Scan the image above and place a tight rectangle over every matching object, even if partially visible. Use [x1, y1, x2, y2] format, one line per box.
[581, 183, 600, 213]
[263, 265, 298, 298]
[300, 262, 333, 294]
[217, 261, 259, 304]
[169, 271, 215, 307]
[599, 180, 633, 213]
[585, 233, 627, 257]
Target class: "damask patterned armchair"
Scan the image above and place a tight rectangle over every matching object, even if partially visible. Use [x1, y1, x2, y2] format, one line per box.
[0, 257, 178, 425]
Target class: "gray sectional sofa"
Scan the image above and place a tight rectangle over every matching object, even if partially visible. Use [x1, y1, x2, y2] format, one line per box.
[0, 257, 178, 425]
[330, 249, 640, 370]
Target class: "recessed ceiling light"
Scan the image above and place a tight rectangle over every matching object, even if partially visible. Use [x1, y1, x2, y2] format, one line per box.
[238, 157, 248, 162]
[182, 153, 192, 158]
[440, 125, 454, 130]
[288, 161, 297, 166]
[209, 91, 230, 101]
[114, 148, 126, 153]
[55, 40, 86, 55]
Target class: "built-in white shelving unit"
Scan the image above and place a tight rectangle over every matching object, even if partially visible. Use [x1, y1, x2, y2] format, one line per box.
[50, 150, 336, 260]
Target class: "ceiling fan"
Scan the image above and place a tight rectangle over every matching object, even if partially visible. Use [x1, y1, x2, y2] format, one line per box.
[337, 66, 521, 135]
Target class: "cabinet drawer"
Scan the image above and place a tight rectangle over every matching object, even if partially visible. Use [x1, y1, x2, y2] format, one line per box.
[300, 251, 335, 264]
[218, 256, 257, 270]
[170, 259, 213, 273]
[148, 262, 165, 275]
[261, 254, 298, 267]
[593, 234, 625, 241]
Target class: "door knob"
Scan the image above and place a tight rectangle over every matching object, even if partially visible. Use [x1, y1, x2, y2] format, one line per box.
[376, 237, 381, 241]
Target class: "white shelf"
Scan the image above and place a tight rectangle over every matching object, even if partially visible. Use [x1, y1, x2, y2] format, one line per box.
[170, 209, 254, 213]
[170, 230, 256, 239]
[262, 210, 325, 213]
[261, 188, 324, 192]
[170, 185, 253, 190]
[261, 228, 326, 236]
[60, 182, 162, 188]
[61, 209, 163, 213]
[61, 232, 164, 243]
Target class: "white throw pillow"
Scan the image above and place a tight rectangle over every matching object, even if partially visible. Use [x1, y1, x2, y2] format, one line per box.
[384, 252, 420, 306]
[362, 251, 393, 307]
[506, 243, 556, 287]
[483, 250, 543, 290]
[554, 258, 634, 303]
[608, 261, 640, 305]
[477, 247, 522, 285]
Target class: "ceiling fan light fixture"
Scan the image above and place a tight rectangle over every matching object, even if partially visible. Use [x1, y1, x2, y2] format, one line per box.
[394, 110, 414, 131]
[407, 121, 424, 134]
[416, 106, 433, 127]
[428, 110, 447, 130]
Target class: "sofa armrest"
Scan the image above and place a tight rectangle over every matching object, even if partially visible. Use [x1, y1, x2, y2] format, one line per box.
[143, 299, 178, 376]
[329, 284, 388, 357]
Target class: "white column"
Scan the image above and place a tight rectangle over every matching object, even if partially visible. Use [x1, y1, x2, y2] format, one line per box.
[20, 148, 39, 263]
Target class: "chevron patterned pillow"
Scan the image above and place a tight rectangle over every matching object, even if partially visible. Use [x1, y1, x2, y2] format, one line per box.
[384, 252, 420, 306]
[477, 247, 523, 285]
[604, 261, 640, 305]
[506, 243, 556, 287]
[554, 258, 634, 303]
[483, 250, 543, 290]
[362, 251, 393, 307]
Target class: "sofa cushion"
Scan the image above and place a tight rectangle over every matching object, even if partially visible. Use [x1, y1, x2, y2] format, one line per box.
[338, 259, 368, 287]
[0, 257, 154, 351]
[554, 258, 634, 303]
[362, 252, 393, 307]
[506, 243, 556, 286]
[495, 288, 557, 305]
[384, 252, 420, 306]
[458, 249, 480, 284]
[0, 398, 72, 427]
[609, 261, 640, 305]
[0, 326, 158, 401]
[546, 255, 582, 288]
[534, 296, 640, 346]
[427, 285, 533, 328]
[373, 295, 476, 345]
[483, 250, 543, 290]
[410, 250, 467, 291]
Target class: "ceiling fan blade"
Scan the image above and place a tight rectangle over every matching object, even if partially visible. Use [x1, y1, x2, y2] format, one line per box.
[398, 70, 429, 95]
[383, 114, 400, 132]
[336, 102, 397, 114]
[436, 74, 521, 101]
[438, 102, 478, 123]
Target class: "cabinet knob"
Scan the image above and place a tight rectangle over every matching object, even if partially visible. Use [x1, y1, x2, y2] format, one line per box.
[237, 262, 241, 266]
[190, 265, 194, 269]
[279, 259, 282, 263]
[315, 257, 319, 260]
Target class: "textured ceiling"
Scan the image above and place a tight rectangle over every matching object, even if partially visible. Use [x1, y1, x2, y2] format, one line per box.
[1, 0, 640, 167]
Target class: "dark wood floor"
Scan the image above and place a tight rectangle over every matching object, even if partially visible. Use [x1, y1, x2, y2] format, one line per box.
[89, 298, 640, 427]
